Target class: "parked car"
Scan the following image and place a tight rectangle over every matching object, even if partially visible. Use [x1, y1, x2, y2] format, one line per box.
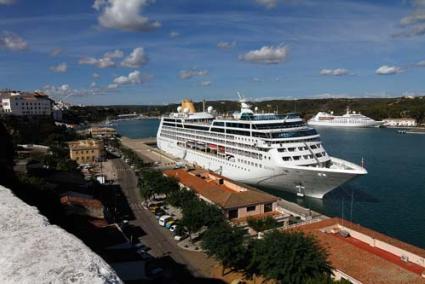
[169, 224, 177, 232]
[154, 210, 166, 219]
[174, 234, 188, 241]
[159, 215, 173, 227]
[165, 220, 175, 229]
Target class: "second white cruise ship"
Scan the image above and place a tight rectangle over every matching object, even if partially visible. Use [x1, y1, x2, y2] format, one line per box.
[308, 107, 384, 128]
[157, 98, 367, 198]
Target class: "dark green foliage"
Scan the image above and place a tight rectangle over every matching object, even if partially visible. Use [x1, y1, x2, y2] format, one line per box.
[201, 222, 247, 275]
[120, 145, 145, 170]
[0, 120, 16, 186]
[248, 230, 333, 283]
[166, 188, 197, 208]
[247, 216, 280, 232]
[64, 97, 425, 124]
[180, 199, 225, 238]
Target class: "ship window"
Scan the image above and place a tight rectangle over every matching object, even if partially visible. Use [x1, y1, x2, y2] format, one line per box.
[293, 156, 301, 160]
[213, 121, 224, 126]
[282, 157, 291, 161]
[211, 128, 224, 133]
[316, 153, 322, 158]
[288, 147, 295, 152]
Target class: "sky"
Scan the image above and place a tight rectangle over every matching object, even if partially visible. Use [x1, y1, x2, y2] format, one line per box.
[0, 0, 425, 105]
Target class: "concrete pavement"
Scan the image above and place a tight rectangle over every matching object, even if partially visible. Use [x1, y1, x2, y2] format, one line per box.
[109, 158, 217, 279]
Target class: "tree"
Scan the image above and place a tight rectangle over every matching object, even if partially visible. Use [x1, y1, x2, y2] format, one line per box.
[202, 222, 247, 276]
[166, 188, 196, 207]
[248, 230, 332, 283]
[247, 216, 280, 232]
[180, 200, 207, 239]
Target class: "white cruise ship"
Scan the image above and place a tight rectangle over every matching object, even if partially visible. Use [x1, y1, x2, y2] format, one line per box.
[308, 107, 384, 128]
[157, 98, 367, 198]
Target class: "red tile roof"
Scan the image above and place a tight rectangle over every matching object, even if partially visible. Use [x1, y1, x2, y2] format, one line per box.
[292, 218, 425, 284]
[163, 169, 278, 209]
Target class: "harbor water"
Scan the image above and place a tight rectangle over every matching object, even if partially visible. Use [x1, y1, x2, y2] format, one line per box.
[113, 119, 425, 248]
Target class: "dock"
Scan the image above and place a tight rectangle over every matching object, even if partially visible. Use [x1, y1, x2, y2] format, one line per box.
[120, 136, 327, 222]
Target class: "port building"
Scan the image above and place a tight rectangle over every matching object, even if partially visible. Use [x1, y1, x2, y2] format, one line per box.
[68, 139, 105, 164]
[291, 218, 425, 284]
[0, 91, 52, 116]
[163, 168, 279, 221]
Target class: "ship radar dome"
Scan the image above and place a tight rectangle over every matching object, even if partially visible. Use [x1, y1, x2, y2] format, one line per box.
[207, 106, 213, 113]
[183, 107, 189, 113]
[177, 106, 182, 112]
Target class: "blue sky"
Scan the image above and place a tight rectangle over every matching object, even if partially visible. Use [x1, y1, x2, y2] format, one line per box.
[0, 0, 425, 105]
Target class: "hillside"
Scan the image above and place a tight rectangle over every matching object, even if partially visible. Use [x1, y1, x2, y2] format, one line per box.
[65, 97, 425, 124]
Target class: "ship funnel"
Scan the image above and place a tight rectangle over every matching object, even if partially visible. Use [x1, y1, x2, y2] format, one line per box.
[181, 98, 196, 113]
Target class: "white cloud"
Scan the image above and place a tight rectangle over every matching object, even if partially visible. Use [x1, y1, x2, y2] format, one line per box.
[179, 69, 208, 79]
[239, 45, 288, 64]
[92, 72, 100, 79]
[376, 65, 402, 75]
[169, 31, 180, 38]
[112, 70, 142, 85]
[0, 0, 15, 5]
[79, 49, 123, 68]
[416, 60, 425, 66]
[200, 80, 212, 87]
[90, 82, 97, 88]
[255, 0, 278, 9]
[121, 47, 147, 68]
[217, 41, 236, 49]
[0, 32, 28, 51]
[50, 48, 62, 57]
[319, 68, 350, 76]
[395, 0, 425, 37]
[312, 93, 353, 99]
[49, 63, 68, 73]
[107, 83, 119, 90]
[42, 83, 103, 98]
[93, 0, 160, 32]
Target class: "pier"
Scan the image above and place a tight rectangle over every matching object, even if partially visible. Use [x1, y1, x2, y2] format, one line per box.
[120, 136, 326, 222]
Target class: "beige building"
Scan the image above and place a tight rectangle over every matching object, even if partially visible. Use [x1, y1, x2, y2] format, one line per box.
[164, 168, 279, 220]
[68, 139, 105, 164]
[89, 127, 117, 138]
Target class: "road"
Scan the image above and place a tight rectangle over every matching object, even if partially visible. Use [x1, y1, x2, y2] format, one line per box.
[110, 158, 216, 279]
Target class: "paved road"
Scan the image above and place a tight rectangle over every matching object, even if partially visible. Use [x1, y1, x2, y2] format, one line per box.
[110, 158, 216, 279]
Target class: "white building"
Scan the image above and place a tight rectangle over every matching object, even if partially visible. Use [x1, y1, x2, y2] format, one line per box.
[1, 92, 52, 116]
[383, 118, 417, 128]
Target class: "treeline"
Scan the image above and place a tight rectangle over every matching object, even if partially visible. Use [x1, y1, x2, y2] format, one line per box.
[65, 96, 425, 124]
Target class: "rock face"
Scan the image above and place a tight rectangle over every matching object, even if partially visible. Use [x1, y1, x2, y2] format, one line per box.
[0, 185, 122, 284]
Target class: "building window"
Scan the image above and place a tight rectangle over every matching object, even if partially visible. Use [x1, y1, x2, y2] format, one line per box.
[247, 205, 256, 212]
[228, 209, 238, 219]
[264, 203, 273, 212]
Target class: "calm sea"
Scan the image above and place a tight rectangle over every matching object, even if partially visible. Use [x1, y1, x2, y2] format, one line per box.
[114, 119, 425, 248]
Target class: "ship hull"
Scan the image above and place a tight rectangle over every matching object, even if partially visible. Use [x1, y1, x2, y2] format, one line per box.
[157, 137, 365, 199]
[308, 121, 384, 128]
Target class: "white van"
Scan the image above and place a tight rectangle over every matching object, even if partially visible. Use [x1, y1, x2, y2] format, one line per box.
[158, 215, 172, 227]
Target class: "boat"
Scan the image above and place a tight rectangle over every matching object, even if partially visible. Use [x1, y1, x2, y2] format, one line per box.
[156, 97, 367, 198]
[308, 107, 384, 128]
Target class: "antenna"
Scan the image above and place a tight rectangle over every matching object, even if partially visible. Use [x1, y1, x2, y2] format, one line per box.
[237, 91, 242, 100]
